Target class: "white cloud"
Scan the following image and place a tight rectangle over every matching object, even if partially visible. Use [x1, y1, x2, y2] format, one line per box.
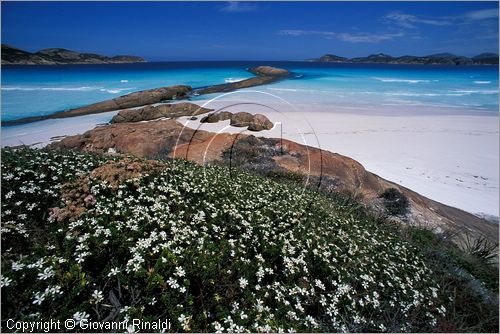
[220, 1, 258, 13]
[384, 12, 451, 28]
[463, 8, 499, 21]
[277, 30, 405, 43]
[385, 8, 498, 28]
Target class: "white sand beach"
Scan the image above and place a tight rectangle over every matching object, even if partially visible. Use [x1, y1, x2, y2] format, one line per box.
[192, 98, 499, 218]
[2, 99, 498, 218]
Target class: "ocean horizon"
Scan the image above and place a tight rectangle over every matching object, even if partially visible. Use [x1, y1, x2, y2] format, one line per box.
[2, 61, 498, 122]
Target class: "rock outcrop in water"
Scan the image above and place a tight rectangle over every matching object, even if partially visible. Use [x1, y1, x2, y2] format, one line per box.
[194, 66, 290, 95]
[2, 85, 193, 125]
[248, 66, 290, 76]
[2, 66, 290, 126]
[60, 85, 192, 117]
[1, 44, 146, 65]
[49, 119, 498, 246]
[111, 102, 213, 123]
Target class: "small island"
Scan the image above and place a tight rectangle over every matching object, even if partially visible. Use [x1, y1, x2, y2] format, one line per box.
[1, 44, 146, 65]
[309, 52, 499, 65]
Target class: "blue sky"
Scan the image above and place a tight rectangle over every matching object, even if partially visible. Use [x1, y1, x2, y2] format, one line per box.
[1, 1, 498, 61]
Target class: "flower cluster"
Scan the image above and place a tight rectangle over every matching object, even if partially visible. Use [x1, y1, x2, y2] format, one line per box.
[1, 148, 445, 332]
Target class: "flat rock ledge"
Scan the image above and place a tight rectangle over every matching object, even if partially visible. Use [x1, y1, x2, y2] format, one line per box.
[61, 85, 192, 117]
[111, 102, 213, 123]
[3, 66, 290, 126]
[201, 111, 273, 131]
[194, 66, 290, 95]
[2, 85, 193, 126]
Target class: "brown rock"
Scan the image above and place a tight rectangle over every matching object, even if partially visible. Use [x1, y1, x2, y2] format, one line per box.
[200, 111, 233, 123]
[194, 66, 290, 95]
[2, 85, 193, 125]
[65, 85, 192, 116]
[229, 112, 273, 131]
[249, 66, 290, 77]
[230, 112, 255, 127]
[247, 114, 273, 131]
[111, 102, 212, 123]
[49, 119, 498, 246]
[49, 119, 213, 159]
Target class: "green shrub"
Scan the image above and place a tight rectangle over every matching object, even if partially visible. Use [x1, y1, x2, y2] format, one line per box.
[379, 188, 409, 216]
[1, 148, 446, 332]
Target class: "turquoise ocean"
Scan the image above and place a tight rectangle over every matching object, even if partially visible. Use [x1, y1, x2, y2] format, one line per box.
[1, 61, 498, 122]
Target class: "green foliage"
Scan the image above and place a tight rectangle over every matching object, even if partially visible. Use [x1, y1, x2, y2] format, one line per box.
[462, 233, 499, 264]
[379, 188, 410, 216]
[0, 147, 477, 333]
[394, 226, 499, 332]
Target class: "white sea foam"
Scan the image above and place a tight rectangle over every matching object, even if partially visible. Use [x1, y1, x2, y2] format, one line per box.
[473, 81, 491, 84]
[267, 87, 332, 93]
[99, 88, 133, 94]
[1, 86, 98, 91]
[267, 88, 299, 92]
[372, 77, 431, 83]
[120, 80, 129, 83]
[453, 89, 498, 95]
[224, 77, 247, 83]
[385, 92, 466, 97]
[1, 85, 135, 94]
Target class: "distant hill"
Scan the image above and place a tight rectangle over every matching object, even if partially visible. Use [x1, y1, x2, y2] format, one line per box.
[1, 44, 146, 65]
[315, 54, 349, 62]
[310, 52, 499, 65]
[472, 53, 500, 65]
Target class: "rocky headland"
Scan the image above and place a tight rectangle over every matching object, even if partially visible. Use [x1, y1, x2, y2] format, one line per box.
[1, 44, 146, 65]
[49, 117, 499, 247]
[309, 52, 499, 65]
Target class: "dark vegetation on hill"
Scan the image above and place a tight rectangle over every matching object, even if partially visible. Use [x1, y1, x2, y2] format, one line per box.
[1, 44, 146, 65]
[310, 52, 499, 65]
[1, 147, 498, 332]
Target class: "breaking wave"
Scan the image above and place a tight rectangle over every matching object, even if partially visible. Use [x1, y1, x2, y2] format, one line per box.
[99, 88, 134, 94]
[372, 77, 432, 83]
[1, 86, 98, 91]
[224, 77, 247, 83]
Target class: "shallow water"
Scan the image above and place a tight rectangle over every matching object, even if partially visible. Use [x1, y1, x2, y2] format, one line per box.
[1, 61, 498, 122]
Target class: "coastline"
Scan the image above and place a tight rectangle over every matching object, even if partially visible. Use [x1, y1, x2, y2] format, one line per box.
[2, 101, 498, 219]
